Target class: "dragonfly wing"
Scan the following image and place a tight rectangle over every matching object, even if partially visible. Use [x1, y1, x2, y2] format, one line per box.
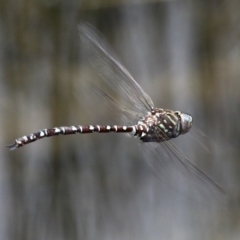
[79, 24, 226, 204]
[142, 141, 226, 203]
[79, 23, 154, 116]
[91, 84, 141, 125]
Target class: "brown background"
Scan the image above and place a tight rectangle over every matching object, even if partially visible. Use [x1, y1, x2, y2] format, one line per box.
[1, 0, 240, 239]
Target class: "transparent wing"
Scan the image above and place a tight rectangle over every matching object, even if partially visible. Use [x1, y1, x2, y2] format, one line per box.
[79, 23, 154, 120]
[91, 85, 140, 125]
[93, 86, 226, 202]
[78, 23, 225, 202]
[142, 142, 226, 203]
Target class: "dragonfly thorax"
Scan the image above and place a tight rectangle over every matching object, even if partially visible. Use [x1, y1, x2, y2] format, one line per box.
[136, 108, 192, 143]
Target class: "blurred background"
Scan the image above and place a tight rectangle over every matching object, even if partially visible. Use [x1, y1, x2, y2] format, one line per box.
[1, 0, 240, 239]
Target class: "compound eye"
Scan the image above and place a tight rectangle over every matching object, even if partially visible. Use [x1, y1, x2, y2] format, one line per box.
[180, 113, 193, 134]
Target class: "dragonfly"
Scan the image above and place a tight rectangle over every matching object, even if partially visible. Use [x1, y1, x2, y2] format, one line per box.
[7, 24, 224, 200]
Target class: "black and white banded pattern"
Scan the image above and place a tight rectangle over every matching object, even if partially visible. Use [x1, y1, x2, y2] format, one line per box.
[6, 107, 191, 150]
[7, 125, 136, 150]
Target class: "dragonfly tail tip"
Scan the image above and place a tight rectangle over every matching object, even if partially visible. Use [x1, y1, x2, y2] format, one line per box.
[6, 142, 18, 151]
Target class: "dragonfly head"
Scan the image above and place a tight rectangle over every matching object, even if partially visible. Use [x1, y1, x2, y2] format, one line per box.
[175, 111, 193, 135]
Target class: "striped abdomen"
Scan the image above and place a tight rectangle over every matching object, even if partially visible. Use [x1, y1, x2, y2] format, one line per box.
[6, 125, 143, 150]
[6, 108, 192, 150]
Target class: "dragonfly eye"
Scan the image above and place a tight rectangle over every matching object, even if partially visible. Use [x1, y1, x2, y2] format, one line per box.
[179, 113, 193, 134]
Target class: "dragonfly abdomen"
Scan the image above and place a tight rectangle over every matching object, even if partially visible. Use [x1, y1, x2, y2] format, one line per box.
[6, 125, 138, 150]
[6, 107, 193, 150]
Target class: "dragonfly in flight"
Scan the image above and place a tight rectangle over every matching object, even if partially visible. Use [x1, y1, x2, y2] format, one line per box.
[7, 24, 224, 201]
